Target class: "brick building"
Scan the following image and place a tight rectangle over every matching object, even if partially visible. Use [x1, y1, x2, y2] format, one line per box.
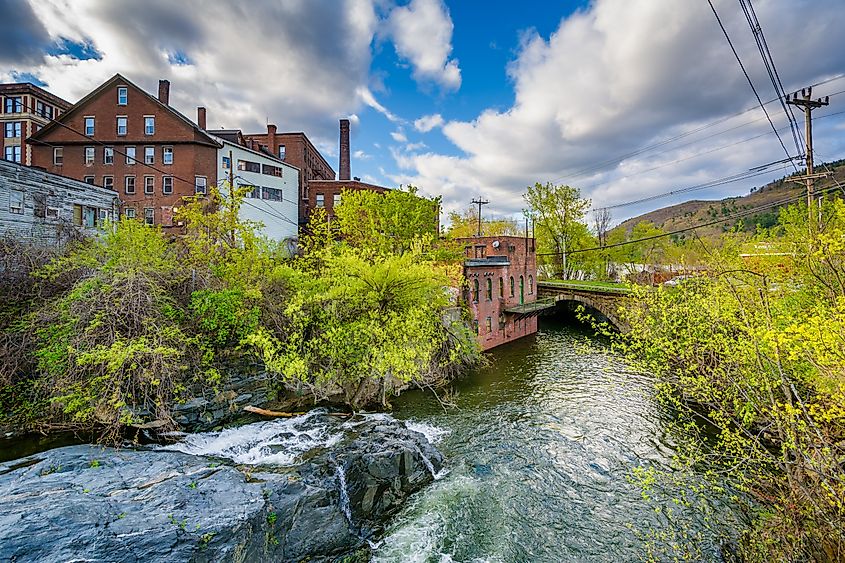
[307, 178, 387, 219]
[460, 235, 539, 351]
[1, 83, 70, 166]
[243, 125, 334, 225]
[28, 74, 221, 227]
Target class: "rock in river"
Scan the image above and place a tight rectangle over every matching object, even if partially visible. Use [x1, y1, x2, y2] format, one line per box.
[0, 410, 443, 562]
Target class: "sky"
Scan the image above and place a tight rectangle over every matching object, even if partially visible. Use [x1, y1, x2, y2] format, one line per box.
[2, 0, 845, 227]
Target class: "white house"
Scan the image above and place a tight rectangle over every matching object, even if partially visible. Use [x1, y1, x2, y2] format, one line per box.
[210, 132, 300, 243]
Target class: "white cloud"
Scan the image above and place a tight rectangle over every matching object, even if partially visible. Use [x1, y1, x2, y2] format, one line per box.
[413, 113, 444, 132]
[353, 149, 371, 159]
[357, 86, 402, 123]
[396, 0, 845, 221]
[390, 129, 407, 142]
[385, 0, 461, 90]
[404, 141, 427, 152]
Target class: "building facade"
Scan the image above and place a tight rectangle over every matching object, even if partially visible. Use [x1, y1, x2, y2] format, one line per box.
[210, 132, 300, 242]
[1, 83, 70, 166]
[460, 235, 539, 351]
[307, 178, 387, 220]
[0, 159, 118, 245]
[28, 74, 220, 228]
[243, 125, 335, 225]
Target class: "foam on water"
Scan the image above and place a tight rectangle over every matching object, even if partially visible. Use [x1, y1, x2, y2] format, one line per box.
[404, 420, 450, 445]
[160, 410, 343, 466]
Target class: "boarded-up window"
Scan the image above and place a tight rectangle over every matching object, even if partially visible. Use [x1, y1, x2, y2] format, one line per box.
[161, 206, 173, 227]
[73, 204, 82, 226]
[32, 193, 46, 218]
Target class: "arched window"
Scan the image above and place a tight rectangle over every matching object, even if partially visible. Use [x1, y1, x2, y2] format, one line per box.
[499, 277, 504, 299]
[473, 279, 479, 303]
[509, 276, 514, 297]
[519, 275, 524, 304]
[529, 275, 534, 295]
[486, 278, 493, 301]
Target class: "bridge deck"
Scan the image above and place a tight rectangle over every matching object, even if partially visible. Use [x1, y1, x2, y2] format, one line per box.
[504, 299, 555, 316]
[537, 280, 632, 295]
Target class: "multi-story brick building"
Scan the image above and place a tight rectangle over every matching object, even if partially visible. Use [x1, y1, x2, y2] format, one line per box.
[243, 124, 335, 225]
[1, 83, 70, 166]
[460, 235, 539, 351]
[28, 74, 221, 227]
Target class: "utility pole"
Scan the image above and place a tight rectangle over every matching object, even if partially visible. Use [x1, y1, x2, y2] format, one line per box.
[786, 87, 829, 233]
[471, 198, 489, 237]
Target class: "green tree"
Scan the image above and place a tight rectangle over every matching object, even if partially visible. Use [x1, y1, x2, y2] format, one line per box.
[524, 182, 592, 278]
[445, 207, 521, 238]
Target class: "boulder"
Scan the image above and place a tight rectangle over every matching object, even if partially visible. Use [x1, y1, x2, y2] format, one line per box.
[0, 411, 443, 562]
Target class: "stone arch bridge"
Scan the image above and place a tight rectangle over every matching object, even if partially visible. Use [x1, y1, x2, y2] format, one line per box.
[535, 281, 631, 331]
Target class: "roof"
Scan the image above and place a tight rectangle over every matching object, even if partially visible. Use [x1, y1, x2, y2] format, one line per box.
[243, 129, 336, 178]
[0, 82, 71, 109]
[210, 134, 301, 174]
[28, 73, 221, 148]
[0, 159, 120, 201]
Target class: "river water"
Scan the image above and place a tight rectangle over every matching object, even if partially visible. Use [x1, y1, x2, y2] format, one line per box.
[374, 319, 738, 562]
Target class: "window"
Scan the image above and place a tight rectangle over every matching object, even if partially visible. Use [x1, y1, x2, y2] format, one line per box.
[4, 146, 21, 163]
[472, 279, 479, 303]
[278, 145, 286, 159]
[333, 193, 341, 207]
[499, 277, 504, 299]
[99, 209, 109, 223]
[103, 176, 114, 190]
[36, 101, 52, 119]
[116, 116, 127, 136]
[144, 116, 155, 135]
[45, 206, 59, 220]
[162, 146, 173, 165]
[4, 96, 22, 113]
[72, 204, 82, 226]
[473, 319, 479, 335]
[510, 276, 515, 297]
[529, 275, 534, 295]
[84, 146, 95, 165]
[125, 146, 136, 165]
[125, 207, 136, 219]
[84, 116, 95, 136]
[83, 176, 95, 185]
[9, 190, 23, 214]
[117, 87, 128, 105]
[144, 208, 154, 226]
[222, 156, 231, 169]
[104, 146, 114, 164]
[53, 147, 63, 165]
[519, 276, 524, 304]
[162, 176, 173, 195]
[144, 176, 155, 194]
[262, 186, 283, 202]
[486, 317, 492, 334]
[316, 193, 325, 208]
[261, 163, 283, 177]
[125, 176, 135, 195]
[486, 278, 493, 301]
[144, 146, 154, 164]
[195, 176, 207, 195]
[4, 122, 20, 138]
[237, 160, 260, 173]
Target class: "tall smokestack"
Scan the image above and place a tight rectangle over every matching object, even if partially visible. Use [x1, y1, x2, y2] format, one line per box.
[339, 118, 350, 181]
[158, 80, 170, 105]
[197, 107, 206, 130]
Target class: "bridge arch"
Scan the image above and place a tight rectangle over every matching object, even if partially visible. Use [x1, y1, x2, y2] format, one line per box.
[536, 282, 630, 332]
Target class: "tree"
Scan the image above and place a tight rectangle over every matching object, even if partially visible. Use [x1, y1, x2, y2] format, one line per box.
[524, 182, 591, 278]
[445, 207, 521, 238]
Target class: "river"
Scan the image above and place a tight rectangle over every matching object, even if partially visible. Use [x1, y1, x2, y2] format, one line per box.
[374, 319, 739, 562]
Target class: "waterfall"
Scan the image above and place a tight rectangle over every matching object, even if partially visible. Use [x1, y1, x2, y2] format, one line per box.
[334, 462, 353, 525]
[414, 445, 438, 479]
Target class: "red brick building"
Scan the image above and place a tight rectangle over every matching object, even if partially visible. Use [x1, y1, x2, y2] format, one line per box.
[29, 74, 221, 227]
[243, 125, 334, 225]
[460, 235, 539, 351]
[307, 178, 387, 219]
[1, 83, 70, 166]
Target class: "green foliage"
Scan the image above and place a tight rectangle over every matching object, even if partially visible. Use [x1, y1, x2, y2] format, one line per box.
[190, 288, 260, 349]
[445, 206, 521, 238]
[613, 200, 845, 561]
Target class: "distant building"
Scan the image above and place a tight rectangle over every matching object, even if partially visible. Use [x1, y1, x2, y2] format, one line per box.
[307, 178, 387, 220]
[243, 125, 335, 226]
[1, 83, 71, 166]
[0, 159, 119, 245]
[28, 74, 221, 228]
[208, 124, 300, 243]
[459, 235, 539, 351]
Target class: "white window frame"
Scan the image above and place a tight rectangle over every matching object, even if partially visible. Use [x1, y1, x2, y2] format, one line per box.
[125, 146, 136, 165]
[84, 116, 95, 136]
[162, 176, 173, 195]
[53, 147, 63, 165]
[9, 190, 23, 214]
[194, 176, 207, 195]
[316, 193, 325, 208]
[117, 87, 128, 106]
[144, 207, 154, 226]
[144, 116, 155, 135]
[116, 116, 127, 136]
[84, 146, 95, 165]
[103, 176, 114, 190]
[83, 175, 95, 185]
[124, 176, 136, 195]
[125, 207, 136, 219]
[162, 146, 173, 165]
[104, 146, 114, 165]
[144, 146, 154, 164]
[144, 176, 155, 194]
[4, 146, 21, 163]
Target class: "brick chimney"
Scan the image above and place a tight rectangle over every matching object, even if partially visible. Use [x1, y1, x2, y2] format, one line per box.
[267, 124, 277, 151]
[339, 118, 350, 181]
[158, 80, 170, 105]
[197, 107, 206, 130]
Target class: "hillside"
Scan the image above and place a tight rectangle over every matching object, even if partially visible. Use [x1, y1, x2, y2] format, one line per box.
[613, 160, 845, 240]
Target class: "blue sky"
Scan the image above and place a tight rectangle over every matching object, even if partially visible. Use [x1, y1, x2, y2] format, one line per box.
[2, 0, 844, 225]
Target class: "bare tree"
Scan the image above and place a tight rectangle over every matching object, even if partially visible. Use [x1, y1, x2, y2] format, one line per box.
[593, 208, 612, 247]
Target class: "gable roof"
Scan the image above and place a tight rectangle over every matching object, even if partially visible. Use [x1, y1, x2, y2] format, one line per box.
[29, 73, 221, 148]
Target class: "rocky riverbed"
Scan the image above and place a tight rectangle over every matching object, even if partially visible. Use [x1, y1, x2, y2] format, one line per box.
[0, 410, 443, 562]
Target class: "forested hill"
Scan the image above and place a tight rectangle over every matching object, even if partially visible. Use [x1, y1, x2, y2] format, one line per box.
[612, 159, 845, 239]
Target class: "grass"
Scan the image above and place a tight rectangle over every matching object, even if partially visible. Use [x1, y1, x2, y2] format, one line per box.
[539, 279, 632, 293]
